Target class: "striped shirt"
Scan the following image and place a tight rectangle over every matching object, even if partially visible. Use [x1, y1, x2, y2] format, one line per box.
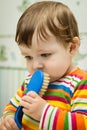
[2, 67, 87, 130]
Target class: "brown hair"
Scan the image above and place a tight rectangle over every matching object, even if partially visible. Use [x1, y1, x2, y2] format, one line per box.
[15, 1, 79, 47]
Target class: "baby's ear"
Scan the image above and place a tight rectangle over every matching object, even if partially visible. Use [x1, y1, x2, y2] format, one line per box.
[69, 37, 80, 56]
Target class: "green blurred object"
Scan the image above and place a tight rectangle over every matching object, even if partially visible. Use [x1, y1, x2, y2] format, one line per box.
[0, 45, 7, 61]
[73, 51, 87, 65]
[18, 0, 31, 12]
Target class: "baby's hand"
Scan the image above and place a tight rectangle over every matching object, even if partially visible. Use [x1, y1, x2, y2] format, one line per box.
[20, 91, 47, 121]
[0, 115, 24, 130]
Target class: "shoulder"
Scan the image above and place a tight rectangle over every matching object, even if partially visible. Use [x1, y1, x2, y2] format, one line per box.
[70, 67, 87, 80]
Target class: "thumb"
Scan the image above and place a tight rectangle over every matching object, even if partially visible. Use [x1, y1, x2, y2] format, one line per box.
[21, 127, 25, 130]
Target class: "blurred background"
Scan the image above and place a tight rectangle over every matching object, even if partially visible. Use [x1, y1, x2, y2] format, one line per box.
[0, 0, 87, 116]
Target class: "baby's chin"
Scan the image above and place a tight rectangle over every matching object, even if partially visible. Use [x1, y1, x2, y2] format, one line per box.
[49, 76, 60, 83]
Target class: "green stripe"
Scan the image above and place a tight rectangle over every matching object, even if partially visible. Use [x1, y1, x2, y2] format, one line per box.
[45, 91, 70, 102]
[64, 112, 68, 130]
[72, 102, 87, 105]
[65, 76, 78, 84]
[3, 111, 15, 118]
[46, 91, 67, 98]
[75, 79, 87, 89]
[47, 107, 54, 130]
[24, 114, 39, 123]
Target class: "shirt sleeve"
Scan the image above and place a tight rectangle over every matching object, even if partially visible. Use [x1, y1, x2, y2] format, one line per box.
[2, 75, 30, 119]
[39, 80, 87, 130]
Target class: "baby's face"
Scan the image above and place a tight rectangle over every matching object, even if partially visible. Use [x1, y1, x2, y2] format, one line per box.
[19, 34, 74, 82]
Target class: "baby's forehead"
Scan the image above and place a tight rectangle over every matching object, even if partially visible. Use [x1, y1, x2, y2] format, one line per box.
[31, 31, 52, 45]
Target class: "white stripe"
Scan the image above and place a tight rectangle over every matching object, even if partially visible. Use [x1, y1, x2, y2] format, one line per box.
[42, 105, 54, 130]
[39, 103, 49, 129]
[68, 112, 72, 130]
[23, 114, 39, 125]
[49, 107, 57, 130]
[51, 78, 75, 93]
[10, 94, 21, 107]
[72, 106, 87, 111]
[15, 94, 21, 101]
[59, 82, 74, 92]
[44, 106, 54, 130]
[61, 75, 81, 87]
[10, 99, 19, 107]
[71, 98, 87, 104]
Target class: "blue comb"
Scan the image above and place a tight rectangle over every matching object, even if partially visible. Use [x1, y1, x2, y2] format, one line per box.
[14, 70, 47, 129]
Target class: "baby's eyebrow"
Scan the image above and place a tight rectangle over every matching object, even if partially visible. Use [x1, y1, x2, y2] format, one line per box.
[38, 49, 51, 52]
[21, 51, 29, 56]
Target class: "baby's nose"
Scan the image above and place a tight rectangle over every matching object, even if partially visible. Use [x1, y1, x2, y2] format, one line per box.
[32, 59, 43, 70]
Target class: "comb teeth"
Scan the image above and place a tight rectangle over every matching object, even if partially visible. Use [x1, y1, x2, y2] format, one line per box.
[39, 72, 50, 97]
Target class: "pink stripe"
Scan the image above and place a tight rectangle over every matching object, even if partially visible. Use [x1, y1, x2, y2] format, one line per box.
[71, 113, 77, 130]
[43, 95, 69, 103]
[70, 74, 82, 80]
[21, 86, 24, 91]
[57, 79, 74, 88]
[52, 109, 59, 130]
[41, 104, 50, 129]
[77, 84, 87, 90]
[62, 80, 74, 88]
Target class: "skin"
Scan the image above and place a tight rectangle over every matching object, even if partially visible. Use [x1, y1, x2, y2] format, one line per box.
[0, 32, 79, 129]
[0, 115, 24, 130]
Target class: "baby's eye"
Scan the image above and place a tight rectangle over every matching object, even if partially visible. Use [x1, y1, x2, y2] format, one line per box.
[41, 53, 51, 57]
[25, 56, 33, 60]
